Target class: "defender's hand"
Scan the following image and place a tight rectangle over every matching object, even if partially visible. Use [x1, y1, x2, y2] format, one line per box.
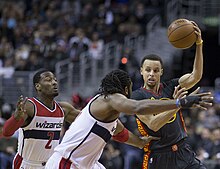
[180, 92, 213, 110]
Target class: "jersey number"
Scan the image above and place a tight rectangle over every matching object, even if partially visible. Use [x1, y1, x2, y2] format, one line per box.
[45, 132, 54, 149]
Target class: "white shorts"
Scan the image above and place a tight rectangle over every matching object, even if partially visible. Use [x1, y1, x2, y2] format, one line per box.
[13, 153, 46, 169]
[45, 152, 105, 169]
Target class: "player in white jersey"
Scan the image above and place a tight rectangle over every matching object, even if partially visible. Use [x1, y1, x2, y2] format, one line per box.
[45, 69, 212, 169]
[1, 70, 80, 169]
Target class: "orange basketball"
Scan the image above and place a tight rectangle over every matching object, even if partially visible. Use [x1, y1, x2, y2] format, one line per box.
[168, 19, 197, 49]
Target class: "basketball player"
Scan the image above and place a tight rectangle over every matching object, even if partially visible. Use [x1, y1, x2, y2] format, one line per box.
[1, 69, 80, 169]
[131, 24, 207, 169]
[45, 69, 212, 169]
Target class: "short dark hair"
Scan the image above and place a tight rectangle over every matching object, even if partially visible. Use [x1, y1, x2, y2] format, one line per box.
[140, 54, 163, 68]
[33, 69, 50, 85]
[99, 69, 131, 98]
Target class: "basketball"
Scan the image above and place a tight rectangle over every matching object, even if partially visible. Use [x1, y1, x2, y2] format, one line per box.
[167, 19, 197, 49]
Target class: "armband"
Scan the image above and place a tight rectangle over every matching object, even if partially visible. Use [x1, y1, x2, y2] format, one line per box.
[196, 40, 203, 45]
[112, 128, 129, 142]
[176, 99, 181, 108]
[2, 114, 24, 137]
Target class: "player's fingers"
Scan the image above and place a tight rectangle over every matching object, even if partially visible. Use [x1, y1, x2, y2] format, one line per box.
[175, 87, 187, 99]
[193, 92, 212, 97]
[191, 21, 198, 27]
[193, 104, 207, 110]
[201, 101, 213, 107]
[22, 97, 28, 106]
[201, 96, 214, 101]
[193, 26, 201, 32]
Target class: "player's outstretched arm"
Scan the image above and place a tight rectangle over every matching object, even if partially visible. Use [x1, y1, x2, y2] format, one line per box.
[109, 92, 212, 116]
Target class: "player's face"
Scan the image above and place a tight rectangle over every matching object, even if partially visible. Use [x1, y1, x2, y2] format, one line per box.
[37, 72, 59, 97]
[140, 59, 163, 90]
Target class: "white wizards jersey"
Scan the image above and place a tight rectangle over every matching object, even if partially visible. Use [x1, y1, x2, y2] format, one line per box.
[54, 95, 118, 169]
[17, 97, 64, 162]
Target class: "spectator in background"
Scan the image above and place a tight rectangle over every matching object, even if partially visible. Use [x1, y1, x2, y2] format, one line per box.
[89, 32, 104, 60]
[0, 131, 18, 169]
[0, 102, 17, 169]
[210, 128, 220, 160]
[69, 28, 90, 62]
[100, 141, 123, 169]
[197, 127, 213, 160]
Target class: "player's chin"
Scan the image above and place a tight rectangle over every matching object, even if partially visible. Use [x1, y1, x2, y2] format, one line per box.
[52, 92, 59, 97]
[147, 82, 156, 87]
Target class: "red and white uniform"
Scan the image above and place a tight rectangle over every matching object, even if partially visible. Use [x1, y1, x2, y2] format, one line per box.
[45, 95, 118, 169]
[13, 97, 64, 169]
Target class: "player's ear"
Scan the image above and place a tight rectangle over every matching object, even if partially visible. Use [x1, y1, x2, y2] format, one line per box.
[161, 69, 163, 76]
[125, 86, 129, 95]
[140, 67, 143, 75]
[35, 83, 41, 91]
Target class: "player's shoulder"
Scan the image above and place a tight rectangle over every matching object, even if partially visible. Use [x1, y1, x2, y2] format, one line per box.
[58, 101, 73, 109]
[162, 78, 179, 86]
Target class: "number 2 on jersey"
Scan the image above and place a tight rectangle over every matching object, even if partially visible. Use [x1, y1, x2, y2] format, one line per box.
[45, 132, 54, 149]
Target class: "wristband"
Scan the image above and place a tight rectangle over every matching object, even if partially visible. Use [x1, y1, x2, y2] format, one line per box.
[176, 99, 181, 108]
[112, 128, 129, 143]
[2, 114, 24, 137]
[196, 40, 203, 45]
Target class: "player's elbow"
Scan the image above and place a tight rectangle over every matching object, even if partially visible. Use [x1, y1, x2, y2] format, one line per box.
[193, 72, 203, 84]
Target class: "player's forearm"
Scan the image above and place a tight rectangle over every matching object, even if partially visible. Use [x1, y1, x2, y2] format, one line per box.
[137, 96, 201, 115]
[193, 43, 203, 81]
[149, 109, 180, 132]
[137, 99, 178, 115]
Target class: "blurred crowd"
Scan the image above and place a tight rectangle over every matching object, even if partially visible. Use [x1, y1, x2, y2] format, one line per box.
[0, 0, 219, 169]
[0, 0, 164, 78]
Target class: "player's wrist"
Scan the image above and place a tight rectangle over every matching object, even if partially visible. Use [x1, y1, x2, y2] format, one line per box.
[176, 99, 181, 108]
[13, 112, 24, 121]
[196, 39, 203, 45]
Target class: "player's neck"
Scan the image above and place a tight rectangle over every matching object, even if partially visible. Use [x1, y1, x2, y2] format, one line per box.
[143, 84, 160, 93]
[37, 96, 54, 109]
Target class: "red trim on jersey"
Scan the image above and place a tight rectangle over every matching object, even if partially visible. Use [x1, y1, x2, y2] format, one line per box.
[29, 98, 64, 117]
[179, 110, 187, 133]
[13, 154, 23, 169]
[59, 157, 78, 169]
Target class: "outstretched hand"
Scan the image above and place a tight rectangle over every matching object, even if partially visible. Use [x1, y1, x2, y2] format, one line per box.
[188, 88, 213, 110]
[173, 85, 213, 110]
[14, 95, 27, 120]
